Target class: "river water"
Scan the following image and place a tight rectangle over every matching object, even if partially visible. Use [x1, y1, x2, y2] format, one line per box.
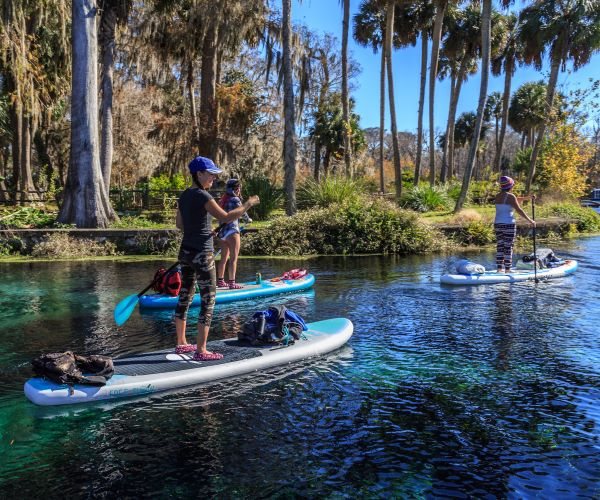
[0, 237, 599, 497]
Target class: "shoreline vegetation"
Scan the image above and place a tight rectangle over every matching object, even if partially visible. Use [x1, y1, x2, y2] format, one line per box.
[1, 200, 599, 262]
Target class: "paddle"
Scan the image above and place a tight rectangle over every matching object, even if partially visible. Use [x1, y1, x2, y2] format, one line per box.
[532, 195, 538, 283]
[113, 223, 228, 326]
[114, 261, 180, 326]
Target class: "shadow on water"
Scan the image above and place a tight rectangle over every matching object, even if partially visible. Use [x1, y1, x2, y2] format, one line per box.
[1, 238, 599, 497]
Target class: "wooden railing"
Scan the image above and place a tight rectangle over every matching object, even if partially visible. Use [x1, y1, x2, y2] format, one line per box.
[0, 188, 224, 211]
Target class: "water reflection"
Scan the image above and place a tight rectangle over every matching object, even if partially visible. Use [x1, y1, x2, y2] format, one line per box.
[491, 288, 516, 371]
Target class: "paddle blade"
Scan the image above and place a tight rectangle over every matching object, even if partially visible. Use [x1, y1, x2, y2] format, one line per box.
[114, 294, 140, 326]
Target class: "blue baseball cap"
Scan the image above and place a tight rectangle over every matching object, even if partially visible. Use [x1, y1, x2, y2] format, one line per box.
[188, 156, 223, 175]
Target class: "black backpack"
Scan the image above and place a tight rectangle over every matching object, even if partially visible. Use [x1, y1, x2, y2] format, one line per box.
[31, 351, 114, 386]
[239, 305, 307, 346]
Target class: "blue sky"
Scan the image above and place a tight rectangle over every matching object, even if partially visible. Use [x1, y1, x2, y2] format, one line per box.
[291, 0, 600, 133]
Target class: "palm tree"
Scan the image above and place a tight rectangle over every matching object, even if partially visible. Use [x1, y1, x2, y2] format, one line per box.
[354, 0, 387, 192]
[309, 93, 365, 173]
[508, 81, 548, 149]
[452, 110, 491, 178]
[455, 0, 492, 212]
[59, 0, 116, 227]
[491, 12, 524, 173]
[282, 0, 297, 215]
[391, 0, 435, 185]
[438, 6, 478, 183]
[341, 0, 352, 177]
[412, 1, 435, 186]
[487, 91, 503, 169]
[428, 0, 450, 186]
[354, 0, 417, 198]
[385, 0, 402, 201]
[519, 0, 600, 193]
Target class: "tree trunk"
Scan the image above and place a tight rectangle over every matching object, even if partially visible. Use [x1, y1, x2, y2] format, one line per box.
[324, 150, 331, 176]
[198, 24, 219, 158]
[385, 0, 402, 202]
[494, 62, 511, 174]
[414, 28, 428, 186]
[0, 150, 8, 202]
[341, 0, 351, 178]
[428, 1, 447, 186]
[187, 59, 200, 149]
[441, 56, 468, 183]
[282, 0, 297, 215]
[18, 114, 37, 203]
[58, 0, 116, 228]
[99, 3, 117, 192]
[11, 101, 22, 202]
[526, 51, 561, 193]
[379, 45, 386, 193]
[455, 0, 491, 213]
[314, 138, 321, 181]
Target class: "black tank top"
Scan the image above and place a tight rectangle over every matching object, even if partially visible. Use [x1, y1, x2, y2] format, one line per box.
[178, 187, 214, 252]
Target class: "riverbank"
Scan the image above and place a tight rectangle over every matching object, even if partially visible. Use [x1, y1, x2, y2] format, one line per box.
[2, 200, 599, 260]
[0, 216, 590, 262]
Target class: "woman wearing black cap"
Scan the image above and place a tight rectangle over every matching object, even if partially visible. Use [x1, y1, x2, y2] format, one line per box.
[175, 157, 259, 361]
[216, 178, 252, 289]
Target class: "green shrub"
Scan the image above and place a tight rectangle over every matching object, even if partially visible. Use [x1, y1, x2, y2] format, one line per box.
[31, 233, 120, 258]
[0, 241, 13, 256]
[539, 202, 600, 232]
[0, 207, 56, 229]
[445, 182, 471, 205]
[110, 214, 173, 229]
[241, 175, 282, 221]
[297, 176, 366, 210]
[457, 220, 495, 246]
[147, 173, 187, 192]
[401, 185, 451, 212]
[242, 198, 446, 256]
[469, 180, 497, 205]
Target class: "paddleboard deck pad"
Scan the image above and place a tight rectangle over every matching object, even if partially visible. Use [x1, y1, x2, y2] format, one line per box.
[24, 318, 353, 406]
[139, 273, 316, 309]
[440, 259, 578, 285]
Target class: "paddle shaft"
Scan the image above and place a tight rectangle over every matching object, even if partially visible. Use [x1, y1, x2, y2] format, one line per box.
[532, 196, 538, 283]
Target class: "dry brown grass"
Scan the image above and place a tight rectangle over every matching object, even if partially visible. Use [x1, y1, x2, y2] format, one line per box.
[31, 233, 120, 259]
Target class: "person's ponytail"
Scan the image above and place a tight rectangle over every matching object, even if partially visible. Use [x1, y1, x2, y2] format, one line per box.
[192, 172, 203, 189]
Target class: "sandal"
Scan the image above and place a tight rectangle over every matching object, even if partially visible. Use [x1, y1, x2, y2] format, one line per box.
[193, 351, 224, 361]
[217, 278, 227, 288]
[175, 344, 197, 354]
[228, 280, 243, 289]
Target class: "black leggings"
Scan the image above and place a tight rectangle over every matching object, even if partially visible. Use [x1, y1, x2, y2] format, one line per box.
[174, 248, 216, 325]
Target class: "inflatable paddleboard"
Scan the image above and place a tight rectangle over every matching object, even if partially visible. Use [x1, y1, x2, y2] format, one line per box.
[139, 273, 315, 309]
[24, 317, 353, 406]
[440, 259, 578, 285]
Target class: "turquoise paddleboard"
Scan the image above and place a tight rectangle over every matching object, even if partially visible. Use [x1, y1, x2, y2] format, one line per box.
[139, 273, 316, 309]
[24, 317, 353, 406]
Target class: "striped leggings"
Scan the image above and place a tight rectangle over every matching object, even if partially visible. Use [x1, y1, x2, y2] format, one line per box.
[494, 223, 517, 270]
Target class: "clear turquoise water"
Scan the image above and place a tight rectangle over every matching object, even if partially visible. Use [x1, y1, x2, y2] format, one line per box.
[1, 238, 599, 497]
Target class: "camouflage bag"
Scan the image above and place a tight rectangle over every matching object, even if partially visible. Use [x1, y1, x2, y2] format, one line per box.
[32, 351, 114, 386]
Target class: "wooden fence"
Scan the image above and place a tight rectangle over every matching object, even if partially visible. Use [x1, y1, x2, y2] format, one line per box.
[0, 188, 224, 211]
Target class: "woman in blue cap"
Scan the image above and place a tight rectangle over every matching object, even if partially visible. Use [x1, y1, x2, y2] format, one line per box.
[174, 156, 259, 361]
[494, 176, 535, 273]
[216, 178, 252, 289]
